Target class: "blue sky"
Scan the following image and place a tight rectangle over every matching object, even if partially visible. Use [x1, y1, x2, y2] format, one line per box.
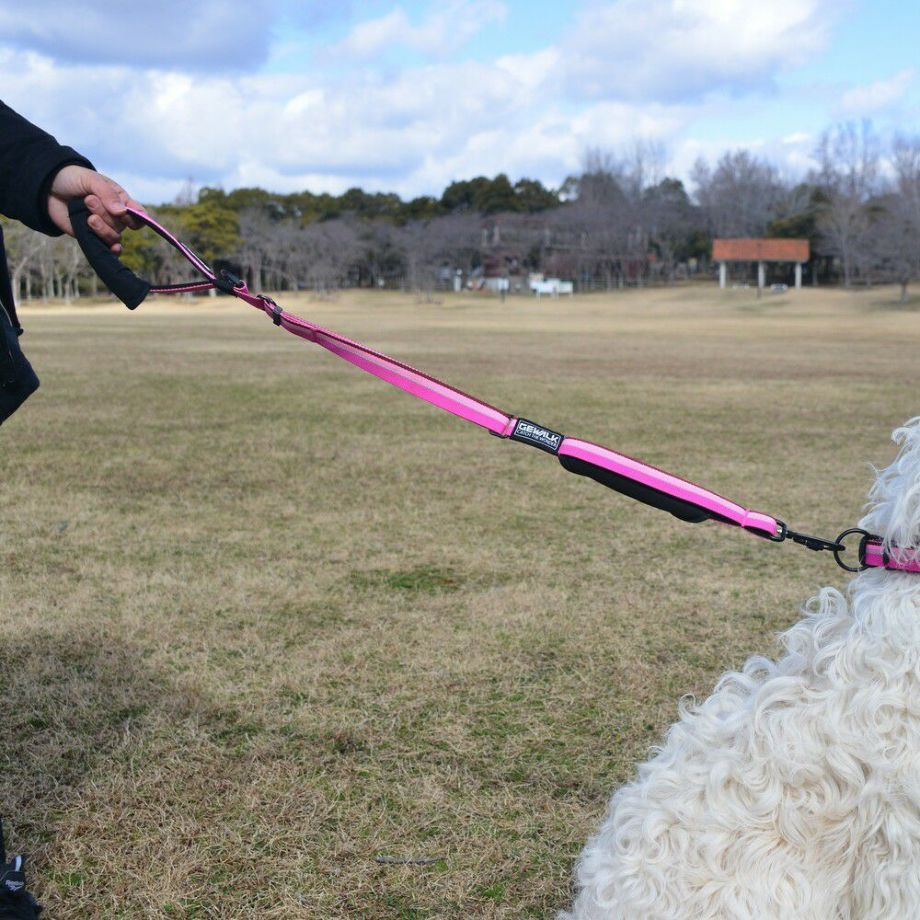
[0, 0, 916, 204]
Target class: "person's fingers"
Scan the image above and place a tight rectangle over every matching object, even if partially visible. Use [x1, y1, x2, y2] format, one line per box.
[83, 194, 123, 246]
[85, 173, 128, 215]
[121, 198, 145, 230]
[85, 191, 140, 237]
[105, 183, 144, 226]
[84, 194, 121, 228]
[89, 216, 121, 248]
[86, 177, 146, 231]
[48, 165, 144, 250]
[84, 194, 113, 223]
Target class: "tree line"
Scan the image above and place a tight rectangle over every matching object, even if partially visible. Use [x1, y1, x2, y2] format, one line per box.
[4, 121, 920, 304]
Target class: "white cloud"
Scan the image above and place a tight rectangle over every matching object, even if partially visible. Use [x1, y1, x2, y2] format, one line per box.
[562, 0, 833, 102]
[338, 7, 414, 58]
[837, 68, 915, 117]
[669, 125, 819, 191]
[0, 0, 903, 206]
[0, 41, 698, 202]
[0, 0, 278, 70]
[337, 0, 507, 58]
[495, 48, 561, 91]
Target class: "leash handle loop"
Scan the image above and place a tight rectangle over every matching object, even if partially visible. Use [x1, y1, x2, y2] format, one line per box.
[69, 202, 219, 309]
[68, 200, 152, 309]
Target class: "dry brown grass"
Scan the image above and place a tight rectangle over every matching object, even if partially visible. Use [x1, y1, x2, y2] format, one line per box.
[1, 283, 918, 918]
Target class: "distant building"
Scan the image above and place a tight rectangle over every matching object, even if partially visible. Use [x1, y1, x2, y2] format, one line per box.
[528, 273, 574, 297]
[712, 238, 810, 289]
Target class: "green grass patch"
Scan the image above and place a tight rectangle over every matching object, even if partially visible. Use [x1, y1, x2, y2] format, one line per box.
[350, 564, 465, 594]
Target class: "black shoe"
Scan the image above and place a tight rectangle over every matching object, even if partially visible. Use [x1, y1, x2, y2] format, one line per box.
[0, 820, 42, 919]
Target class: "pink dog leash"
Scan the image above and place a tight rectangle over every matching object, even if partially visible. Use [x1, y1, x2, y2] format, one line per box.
[67, 201, 907, 575]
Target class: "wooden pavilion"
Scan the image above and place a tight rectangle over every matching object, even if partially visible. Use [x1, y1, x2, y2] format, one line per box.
[712, 238, 810, 289]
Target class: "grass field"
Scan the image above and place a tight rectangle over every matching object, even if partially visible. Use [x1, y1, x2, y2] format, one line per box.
[1, 283, 918, 918]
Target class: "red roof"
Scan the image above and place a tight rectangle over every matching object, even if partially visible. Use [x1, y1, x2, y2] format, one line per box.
[712, 238, 809, 262]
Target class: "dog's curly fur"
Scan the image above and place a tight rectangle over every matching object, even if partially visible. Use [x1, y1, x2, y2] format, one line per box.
[562, 419, 920, 920]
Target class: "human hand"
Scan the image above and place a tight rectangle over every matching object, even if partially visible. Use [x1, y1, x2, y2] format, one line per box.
[47, 165, 143, 254]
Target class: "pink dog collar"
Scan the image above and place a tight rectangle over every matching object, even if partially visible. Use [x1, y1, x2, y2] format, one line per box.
[859, 534, 920, 574]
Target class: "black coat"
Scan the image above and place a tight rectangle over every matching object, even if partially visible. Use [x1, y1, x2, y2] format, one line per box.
[0, 99, 92, 424]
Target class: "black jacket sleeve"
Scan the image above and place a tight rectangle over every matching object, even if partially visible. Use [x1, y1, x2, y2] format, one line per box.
[0, 99, 94, 236]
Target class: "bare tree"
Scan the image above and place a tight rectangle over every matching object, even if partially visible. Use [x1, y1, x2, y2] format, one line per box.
[877, 135, 920, 302]
[260, 219, 304, 291]
[54, 236, 84, 302]
[300, 219, 360, 294]
[812, 121, 881, 286]
[354, 221, 403, 288]
[427, 212, 481, 285]
[692, 150, 786, 237]
[1, 219, 45, 302]
[562, 150, 630, 289]
[236, 207, 273, 290]
[561, 144, 675, 288]
[400, 220, 446, 300]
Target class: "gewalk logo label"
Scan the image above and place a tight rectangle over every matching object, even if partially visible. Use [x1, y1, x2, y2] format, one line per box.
[510, 418, 564, 455]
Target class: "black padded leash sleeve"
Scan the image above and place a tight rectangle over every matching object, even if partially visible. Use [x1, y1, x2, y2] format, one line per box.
[558, 452, 720, 524]
[68, 199, 151, 310]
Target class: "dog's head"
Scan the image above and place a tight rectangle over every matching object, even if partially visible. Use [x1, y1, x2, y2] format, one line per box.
[860, 417, 920, 553]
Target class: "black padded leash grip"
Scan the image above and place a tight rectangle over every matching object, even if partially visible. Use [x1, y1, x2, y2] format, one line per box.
[558, 453, 715, 524]
[68, 199, 151, 310]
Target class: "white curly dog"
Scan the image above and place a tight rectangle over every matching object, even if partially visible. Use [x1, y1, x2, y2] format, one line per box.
[562, 419, 920, 919]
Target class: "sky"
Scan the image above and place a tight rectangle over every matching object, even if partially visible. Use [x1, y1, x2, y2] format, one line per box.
[0, 0, 916, 205]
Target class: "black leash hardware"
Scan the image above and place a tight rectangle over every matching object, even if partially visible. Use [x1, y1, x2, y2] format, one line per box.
[833, 528, 875, 573]
[214, 269, 244, 295]
[261, 295, 283, 326]
[786, 528, 846, 554]
[770, 519, 846, 559]
[770, 520, 843, 552]
[773, 522, 876, 573]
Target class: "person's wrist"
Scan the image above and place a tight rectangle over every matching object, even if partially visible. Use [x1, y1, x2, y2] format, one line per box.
[49, 163, 94, 199]
[40, 161, 94, 237]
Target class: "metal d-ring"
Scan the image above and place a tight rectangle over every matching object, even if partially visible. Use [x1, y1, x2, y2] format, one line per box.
[833, 528, 872, 573]
[767, 520, 788, 543]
